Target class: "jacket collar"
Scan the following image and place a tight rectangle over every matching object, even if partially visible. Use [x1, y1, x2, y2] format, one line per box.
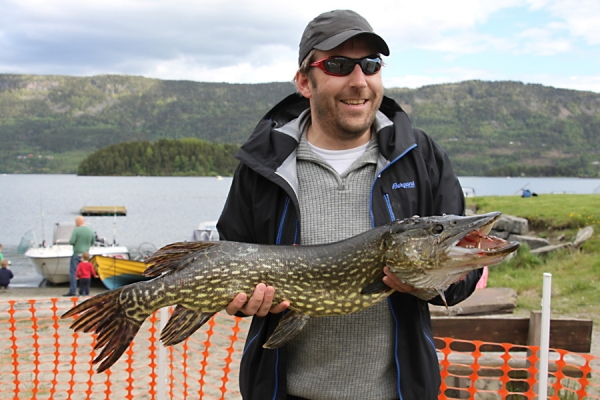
[236, 93, 416, 181]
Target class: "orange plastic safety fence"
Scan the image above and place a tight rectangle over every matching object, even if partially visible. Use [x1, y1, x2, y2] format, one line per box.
[166, 313, 245, 399]
[2, 297, 600, 399]
[435, 337, 600, 399]
[0, 298, 249, 400]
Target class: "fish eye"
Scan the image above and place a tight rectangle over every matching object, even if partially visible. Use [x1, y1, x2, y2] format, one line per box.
[431, 224, 444, 235]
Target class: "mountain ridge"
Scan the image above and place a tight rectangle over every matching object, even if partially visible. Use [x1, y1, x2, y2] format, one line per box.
[1, 74, 598, 176]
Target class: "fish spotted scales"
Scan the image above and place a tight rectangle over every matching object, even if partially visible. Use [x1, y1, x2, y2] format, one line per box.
[62, 212, 519, 373]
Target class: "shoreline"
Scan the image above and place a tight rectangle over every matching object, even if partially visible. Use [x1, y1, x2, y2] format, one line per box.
[0, 285, 106, 300]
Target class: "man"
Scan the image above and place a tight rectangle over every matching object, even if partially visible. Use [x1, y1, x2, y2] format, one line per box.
[64, 216, 95, 296]
[217, 9, 482, 400]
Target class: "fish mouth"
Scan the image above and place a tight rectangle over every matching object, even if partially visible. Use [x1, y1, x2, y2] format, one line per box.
[448, 212, 520, 266]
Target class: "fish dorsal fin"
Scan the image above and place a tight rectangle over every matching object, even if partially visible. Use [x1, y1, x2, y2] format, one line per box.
[263, 311, 310, 349]
[360, 274, 388, 295]
[144, 242, 217, 276]
[161, 306, 215, 346]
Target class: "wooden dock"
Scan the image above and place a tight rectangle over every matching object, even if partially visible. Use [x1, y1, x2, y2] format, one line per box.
[430, 287, 518, 316]
[80, 206, 127, 216]
[429, 288, 593, 353]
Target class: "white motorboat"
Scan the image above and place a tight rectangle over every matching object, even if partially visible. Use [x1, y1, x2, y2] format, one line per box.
[462, 186, 476, 198]
[24, 222, 129, 285]
[190, 221, 219, 242]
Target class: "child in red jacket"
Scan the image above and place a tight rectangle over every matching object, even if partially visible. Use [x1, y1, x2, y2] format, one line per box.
[75, 252, 98, 296]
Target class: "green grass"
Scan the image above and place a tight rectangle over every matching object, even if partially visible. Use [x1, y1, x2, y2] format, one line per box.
[467, 194, 600, 322]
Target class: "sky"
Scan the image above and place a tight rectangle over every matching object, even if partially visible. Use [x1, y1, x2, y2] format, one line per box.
[1, 0, 599, 93]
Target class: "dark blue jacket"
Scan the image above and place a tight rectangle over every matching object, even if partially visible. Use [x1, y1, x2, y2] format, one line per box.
[217, 93, 482, 400]
[0, 267, 13, 286]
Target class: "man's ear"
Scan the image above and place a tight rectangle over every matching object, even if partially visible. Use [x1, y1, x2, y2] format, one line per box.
[295, 71, 312, 99]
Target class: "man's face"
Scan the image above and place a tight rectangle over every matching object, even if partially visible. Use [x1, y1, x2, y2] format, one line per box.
[296, 38, 384, 148]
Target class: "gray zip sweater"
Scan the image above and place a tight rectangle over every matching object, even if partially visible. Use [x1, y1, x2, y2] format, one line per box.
[286, 132, 397, 399]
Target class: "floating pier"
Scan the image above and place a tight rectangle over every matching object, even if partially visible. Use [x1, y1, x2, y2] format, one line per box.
[80, 206, 127, 216]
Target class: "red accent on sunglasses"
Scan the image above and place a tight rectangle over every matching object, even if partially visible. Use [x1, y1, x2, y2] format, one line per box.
[310, 56, 382, 76]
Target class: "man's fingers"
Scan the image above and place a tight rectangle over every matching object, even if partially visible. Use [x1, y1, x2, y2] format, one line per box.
[254, 285, 275, 317]
[225, 292, 248, 315]
[224, 283, 289, 317]
[240, 283, 267, 315]
[270, 300, 290, 314]
[383, 266, 416, 293]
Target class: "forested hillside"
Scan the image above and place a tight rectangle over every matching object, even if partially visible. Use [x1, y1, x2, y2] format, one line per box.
[385, 82, 600, 177]
[78, 139, 239, 176]
[0, 74, 598, 176]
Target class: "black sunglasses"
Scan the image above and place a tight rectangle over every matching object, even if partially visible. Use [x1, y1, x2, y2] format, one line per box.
[310, 56, 382, 76]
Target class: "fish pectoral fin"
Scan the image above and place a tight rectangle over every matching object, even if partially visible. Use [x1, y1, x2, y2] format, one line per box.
[411, 288, 448, 306]
[410, 289, 446, 304]
[161, 306, 216, 346]
[438, 290, 449, 308]
[144, 242, 218, 276]
[263, 311, 310, 349]
[360, 277, 389, 295]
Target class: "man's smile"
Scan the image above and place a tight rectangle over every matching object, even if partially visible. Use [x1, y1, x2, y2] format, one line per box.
[341, 99, 367, 106]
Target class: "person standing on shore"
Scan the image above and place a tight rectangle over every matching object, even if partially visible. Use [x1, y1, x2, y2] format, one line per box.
[64, 216, 95, 297]
[0, 259, 13, 289]
[217, 9, 481, 400]
[75, 252, 97, 296]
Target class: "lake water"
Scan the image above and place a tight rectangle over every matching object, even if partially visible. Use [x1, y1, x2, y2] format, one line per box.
[1, 174, 232, 287]
[1, 174, 599, 287]
[457, 176, 600, 197]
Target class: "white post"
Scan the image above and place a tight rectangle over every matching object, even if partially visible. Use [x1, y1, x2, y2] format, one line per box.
[538, 272, 552, 399]
[112, 208, 117, 245]
[157, 307, 169, 400]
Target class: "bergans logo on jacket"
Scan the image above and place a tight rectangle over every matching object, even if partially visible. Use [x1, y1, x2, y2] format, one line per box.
[392, 181, 416, 190]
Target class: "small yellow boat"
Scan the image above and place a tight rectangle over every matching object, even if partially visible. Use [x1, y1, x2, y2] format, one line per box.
[92, 255, 152, 290]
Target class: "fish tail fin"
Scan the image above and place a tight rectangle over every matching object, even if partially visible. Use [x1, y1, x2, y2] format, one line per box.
[61, 288, 148, 373]
[161, 306, 216, 346]
[144, 242, 217, 276]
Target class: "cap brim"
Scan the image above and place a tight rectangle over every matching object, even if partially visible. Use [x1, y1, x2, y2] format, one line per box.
[314, 30, 390, 56]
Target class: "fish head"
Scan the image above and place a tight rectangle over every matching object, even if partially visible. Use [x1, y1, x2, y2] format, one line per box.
[383, 212, 520, 281]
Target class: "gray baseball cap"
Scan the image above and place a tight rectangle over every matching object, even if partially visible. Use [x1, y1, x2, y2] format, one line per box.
[298, 10, 390, 65]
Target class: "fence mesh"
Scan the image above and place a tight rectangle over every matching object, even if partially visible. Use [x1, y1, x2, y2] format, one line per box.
[1, 297, 599, 399]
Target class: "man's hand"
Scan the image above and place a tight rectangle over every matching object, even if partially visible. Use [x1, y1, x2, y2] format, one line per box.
[382, 266, 417, 293]
[225, 283, 290, 317]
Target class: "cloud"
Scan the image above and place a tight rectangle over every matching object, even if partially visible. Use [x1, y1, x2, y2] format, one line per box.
[0, 0, 525, 69]
[527, 0, 600, 44]
[147, 45, 298, 84]
[384, 65, 502, 89]
[517, 25, 572, 56]
[0, 0, 598, 93]
[0, 0, 303, 73]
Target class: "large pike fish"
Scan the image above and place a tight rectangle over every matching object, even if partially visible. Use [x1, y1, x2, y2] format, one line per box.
[62, 212, 518, 372]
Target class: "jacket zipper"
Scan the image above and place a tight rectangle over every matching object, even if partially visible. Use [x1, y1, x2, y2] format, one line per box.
[276, 198, 291, 245]
[382, 192, 396, 222]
